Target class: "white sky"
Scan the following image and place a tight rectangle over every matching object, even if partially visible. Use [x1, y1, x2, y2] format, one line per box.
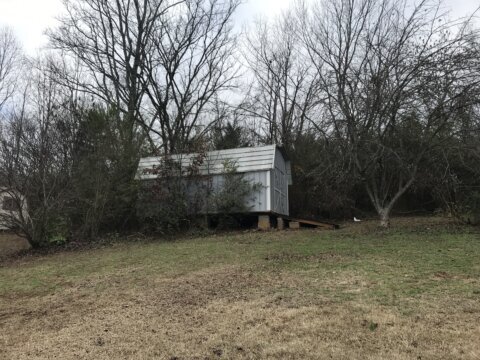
[0, 0, 478, 54]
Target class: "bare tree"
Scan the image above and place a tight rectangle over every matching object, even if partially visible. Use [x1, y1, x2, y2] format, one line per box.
[47, 0, 189, 228]
[211, 98, 253, 150]
[47, 0, 181, 153]
[143, 0, 241, 154]
[242, 12, 320, 149]
[303, 0, 480, 226]
[0, 27, 22, 113]
[0, 58, 80, 247]
[49, 0, 241, 156]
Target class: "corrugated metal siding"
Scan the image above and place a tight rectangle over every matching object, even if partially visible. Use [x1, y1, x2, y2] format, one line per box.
[137, 145, 277, 180]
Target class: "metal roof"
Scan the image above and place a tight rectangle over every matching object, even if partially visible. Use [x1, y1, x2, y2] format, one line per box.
[137, 145, 285, 180]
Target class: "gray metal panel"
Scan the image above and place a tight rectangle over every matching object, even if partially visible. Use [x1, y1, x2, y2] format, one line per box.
[240, 171, 269, 213]
[190, 170, 270, 214]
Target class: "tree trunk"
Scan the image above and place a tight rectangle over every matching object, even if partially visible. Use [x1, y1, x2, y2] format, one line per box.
[366, 176, 417, 229]
[378, 208, 391, 228]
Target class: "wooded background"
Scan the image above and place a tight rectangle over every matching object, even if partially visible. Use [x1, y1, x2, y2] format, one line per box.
[0, 0, 479, 247]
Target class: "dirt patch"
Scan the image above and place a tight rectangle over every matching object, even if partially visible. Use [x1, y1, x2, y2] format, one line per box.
[434, 271, 453, 279]
[0, 232, 30, 258]
[264, 252, 346, 263]
[0, 234, 156, 266]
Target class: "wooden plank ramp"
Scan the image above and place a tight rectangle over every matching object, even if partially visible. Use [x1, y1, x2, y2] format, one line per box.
[281, 216, 339, 230]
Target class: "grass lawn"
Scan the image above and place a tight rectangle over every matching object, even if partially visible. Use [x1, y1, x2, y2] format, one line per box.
[0, 217, 479, 359]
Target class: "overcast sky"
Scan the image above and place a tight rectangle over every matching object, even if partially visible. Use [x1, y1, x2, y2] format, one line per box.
[0, 0, 478, 54]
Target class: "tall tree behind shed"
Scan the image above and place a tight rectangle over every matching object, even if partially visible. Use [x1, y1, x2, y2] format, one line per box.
[242, 11, 320, 150]
[303, 0, 480, 226]
[48, 0, 187, 226]
[143, 0, 241, 154]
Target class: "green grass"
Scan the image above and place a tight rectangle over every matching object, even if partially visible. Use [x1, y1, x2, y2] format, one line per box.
[1, 217, 479, 307]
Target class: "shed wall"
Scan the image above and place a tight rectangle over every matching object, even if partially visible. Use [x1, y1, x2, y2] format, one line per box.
[271, 148, 290, 216]
[137, 145, 291, 216]
[210, 171, 270, 213]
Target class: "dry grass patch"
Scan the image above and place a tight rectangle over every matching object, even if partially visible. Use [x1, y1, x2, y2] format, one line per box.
[1, 266, 479, 359]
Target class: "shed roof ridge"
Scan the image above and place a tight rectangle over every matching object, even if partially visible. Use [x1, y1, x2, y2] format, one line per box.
[137, 144, 287, 179]
[141, 144, 278, 161]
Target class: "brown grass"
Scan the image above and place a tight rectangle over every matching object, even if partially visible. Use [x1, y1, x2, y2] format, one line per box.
[0, 218, 479, 359]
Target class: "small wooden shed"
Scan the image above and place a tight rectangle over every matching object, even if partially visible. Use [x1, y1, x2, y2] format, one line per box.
[137, 145, 292, 216]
